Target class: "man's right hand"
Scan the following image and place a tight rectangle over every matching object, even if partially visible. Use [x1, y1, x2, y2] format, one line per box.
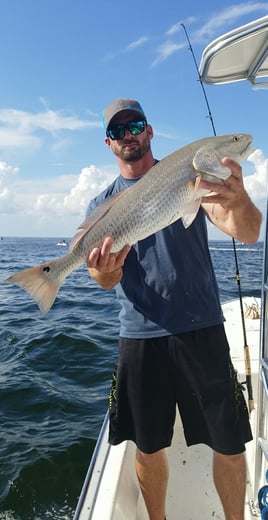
[87, 236, 131, 290]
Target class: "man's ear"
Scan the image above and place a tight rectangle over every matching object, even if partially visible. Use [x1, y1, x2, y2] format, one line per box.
[147, 124, 154, 140]
[105, 137, 111, 148]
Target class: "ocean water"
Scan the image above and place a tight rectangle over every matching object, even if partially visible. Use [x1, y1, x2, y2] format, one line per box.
[0, 237, 263, 519]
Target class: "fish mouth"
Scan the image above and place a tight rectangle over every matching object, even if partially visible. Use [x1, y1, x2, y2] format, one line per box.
[241, 143, 255, 158]
[239, 135, 254, 158]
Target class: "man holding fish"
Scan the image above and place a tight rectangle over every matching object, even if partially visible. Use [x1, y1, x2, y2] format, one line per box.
[87, 98, 261, 520]
[5, 98, 262, 519]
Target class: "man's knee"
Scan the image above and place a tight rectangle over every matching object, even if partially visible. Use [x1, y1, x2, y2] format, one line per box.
[213, 450, 246, 467]
[136, 447, 166, 464]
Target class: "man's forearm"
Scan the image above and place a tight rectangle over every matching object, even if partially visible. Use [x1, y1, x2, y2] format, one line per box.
[203, 195, 262, 244]
[224, 198, 262, 243]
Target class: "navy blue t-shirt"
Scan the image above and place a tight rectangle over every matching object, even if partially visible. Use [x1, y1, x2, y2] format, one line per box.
[86, 174, 224, 338]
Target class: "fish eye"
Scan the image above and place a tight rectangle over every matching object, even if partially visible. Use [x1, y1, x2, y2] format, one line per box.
[233, 136, 239, 142]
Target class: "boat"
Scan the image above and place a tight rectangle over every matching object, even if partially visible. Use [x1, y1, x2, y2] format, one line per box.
[56, 239, 68, 247]
[74, 16, 268, 520]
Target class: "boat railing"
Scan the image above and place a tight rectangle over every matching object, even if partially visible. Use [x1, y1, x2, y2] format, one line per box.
[73, 410, 110, 519]
[253, 235, 268, 501]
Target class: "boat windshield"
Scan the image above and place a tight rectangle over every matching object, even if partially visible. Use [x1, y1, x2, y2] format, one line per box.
[199, 15, 268, 88]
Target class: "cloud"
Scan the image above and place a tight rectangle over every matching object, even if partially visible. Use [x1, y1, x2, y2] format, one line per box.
[0, 161, 19, 212]
[102, 35, 149, 62]
[0, 108, 101, 150]
[244, 149, 268, 213]
[0, 160, 117, 228]
[151, 41, 185, 68]
[124, 37, 149, 52]
[194, 3, 268, 41]
[0, 128, 41, 149]
[167, 17, 196, 37]
[32, 165, 117, 218]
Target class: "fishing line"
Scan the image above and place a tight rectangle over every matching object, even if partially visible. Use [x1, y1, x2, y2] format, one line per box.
[181, 23, 254, 412]
[180, 24, 217, 137]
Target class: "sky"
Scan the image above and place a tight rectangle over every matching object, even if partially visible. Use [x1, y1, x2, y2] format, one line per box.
[0, 0, 267, 240]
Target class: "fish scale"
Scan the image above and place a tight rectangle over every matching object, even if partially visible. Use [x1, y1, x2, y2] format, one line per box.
[5, 134, 254, 313]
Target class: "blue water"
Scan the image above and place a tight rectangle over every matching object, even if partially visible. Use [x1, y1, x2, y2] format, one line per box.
[0, 237, 263, 519]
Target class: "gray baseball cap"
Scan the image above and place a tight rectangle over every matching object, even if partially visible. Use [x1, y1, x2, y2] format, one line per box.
[103, 98, 147, 130]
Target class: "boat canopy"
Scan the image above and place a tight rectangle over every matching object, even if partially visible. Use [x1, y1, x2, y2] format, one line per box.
[199, 15, 268, 88]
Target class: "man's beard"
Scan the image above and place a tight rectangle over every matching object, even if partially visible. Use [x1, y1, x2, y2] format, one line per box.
[113, 138, 151, 162]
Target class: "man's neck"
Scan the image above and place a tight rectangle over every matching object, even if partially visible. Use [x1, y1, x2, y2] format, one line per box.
[118, 151, 156, 179]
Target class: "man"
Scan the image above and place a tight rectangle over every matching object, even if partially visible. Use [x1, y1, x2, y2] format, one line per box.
[87, 98, 262, 520]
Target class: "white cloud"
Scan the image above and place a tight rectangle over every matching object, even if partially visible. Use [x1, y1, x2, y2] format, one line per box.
[167, 17, 196, 37]
[124, 37, 149, 52]
[194, 3, 268, 41]
[32, 165, 117, 218]
[244, 149, 268, 213]
[0, 108, 101, 150]
[151, 41, 185, 68]
[0, 160, 117, 235]
[0, 127, 41, 149]
[51, 138, 71, 152]
[102, 36, 149, 62]
[0, 161, 19, 212]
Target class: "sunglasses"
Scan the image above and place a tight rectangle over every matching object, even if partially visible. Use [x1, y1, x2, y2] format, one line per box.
[106, 120, 147, 140]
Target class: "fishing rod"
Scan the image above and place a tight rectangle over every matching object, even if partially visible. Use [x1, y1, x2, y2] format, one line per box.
[181, 23, 254, 412]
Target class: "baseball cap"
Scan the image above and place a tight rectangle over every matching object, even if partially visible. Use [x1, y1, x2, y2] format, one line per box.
[103, 98, 147, 130]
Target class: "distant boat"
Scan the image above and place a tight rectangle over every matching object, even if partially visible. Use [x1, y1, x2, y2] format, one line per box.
[56, 240, 68, 247]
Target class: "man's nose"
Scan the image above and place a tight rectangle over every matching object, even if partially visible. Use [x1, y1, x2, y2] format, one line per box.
[124, 128, 133, 138]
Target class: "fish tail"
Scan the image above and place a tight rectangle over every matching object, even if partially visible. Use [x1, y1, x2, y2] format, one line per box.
[5, 258, 67, 314]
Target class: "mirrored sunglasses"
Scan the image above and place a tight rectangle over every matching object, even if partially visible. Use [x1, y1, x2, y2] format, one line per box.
[106, 120, 147, 141]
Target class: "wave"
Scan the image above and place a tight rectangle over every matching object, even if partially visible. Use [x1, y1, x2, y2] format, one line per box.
[0, 438, 95, 518]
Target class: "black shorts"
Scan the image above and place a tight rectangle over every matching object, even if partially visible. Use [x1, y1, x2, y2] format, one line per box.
[108, 325, 252, 454]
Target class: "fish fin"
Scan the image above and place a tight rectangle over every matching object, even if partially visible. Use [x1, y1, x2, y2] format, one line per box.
[181, 199, 201, 228]
[193, 146, 231, 180]
[5, 259, 64, 314]
[167, 211, 182, 226]
[70, 191, 129, 251]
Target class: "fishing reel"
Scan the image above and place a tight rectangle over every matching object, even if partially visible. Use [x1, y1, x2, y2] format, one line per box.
[258, 470, 268, 518]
